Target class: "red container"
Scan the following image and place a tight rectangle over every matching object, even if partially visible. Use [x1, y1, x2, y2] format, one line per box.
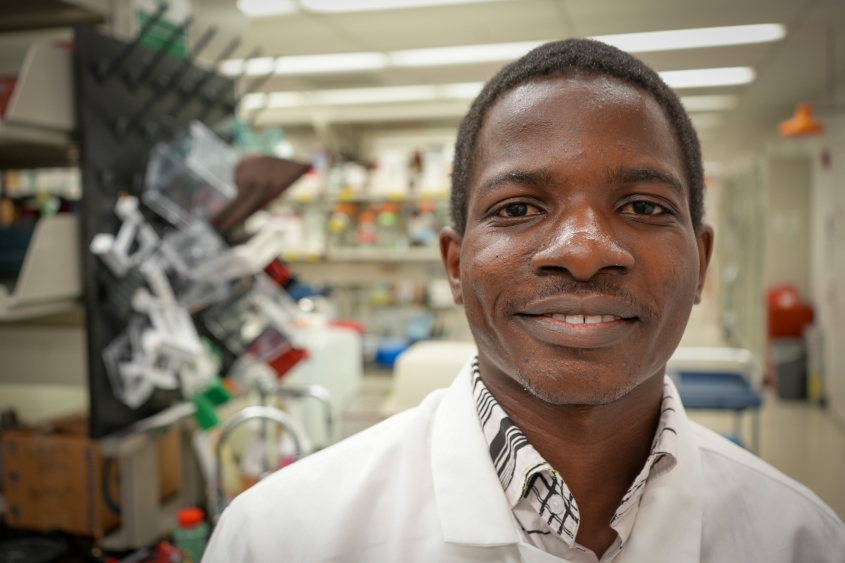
[766, 284, 813, 338]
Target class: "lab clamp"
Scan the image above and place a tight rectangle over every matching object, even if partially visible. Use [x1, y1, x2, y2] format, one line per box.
[90, 120, 311, 420]
[73, 7, 305, 438]
[214, 406, 304, 520]
[88, 108, 333, 525]
[210, 363, 334, 519]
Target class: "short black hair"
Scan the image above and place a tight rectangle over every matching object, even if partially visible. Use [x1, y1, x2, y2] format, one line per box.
[450, 38, 704, 233]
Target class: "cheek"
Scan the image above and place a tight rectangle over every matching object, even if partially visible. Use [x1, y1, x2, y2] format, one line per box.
[642, 235, 700, 332]
[460, 232, 530, 325]
[629, 235, 700, 378]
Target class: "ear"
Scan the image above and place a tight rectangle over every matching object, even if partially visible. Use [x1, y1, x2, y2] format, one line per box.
[439, 226, 464, 305]
[694, 224, 715, 305]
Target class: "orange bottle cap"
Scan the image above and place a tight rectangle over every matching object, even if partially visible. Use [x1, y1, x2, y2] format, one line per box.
[177, 507, 205, 527]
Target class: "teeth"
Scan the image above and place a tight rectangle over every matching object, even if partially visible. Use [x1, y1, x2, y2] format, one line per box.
[545, 313, 621, 324]
[543, 313, 619, 325]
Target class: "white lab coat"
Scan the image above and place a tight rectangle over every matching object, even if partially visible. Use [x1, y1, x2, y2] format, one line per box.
[204, 361, 845, 563]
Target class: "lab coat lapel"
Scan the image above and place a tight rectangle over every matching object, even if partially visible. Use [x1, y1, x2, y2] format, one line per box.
[430, 360, 523, 546]
[516, 542, 575, 563]
[430, 365, 704, 561]
[616, 377, 703, 563]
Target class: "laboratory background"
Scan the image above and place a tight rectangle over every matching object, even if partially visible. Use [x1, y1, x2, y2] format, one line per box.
[0, 0, 844, 560]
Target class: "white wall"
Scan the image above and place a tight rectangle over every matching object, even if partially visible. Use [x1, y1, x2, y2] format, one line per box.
[0, 325, 88, 424]
[764, 157, 812, 297]
[807, 116, 845, 422]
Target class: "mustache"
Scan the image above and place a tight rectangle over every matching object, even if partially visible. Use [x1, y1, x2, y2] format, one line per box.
[500, 274, 659, 322]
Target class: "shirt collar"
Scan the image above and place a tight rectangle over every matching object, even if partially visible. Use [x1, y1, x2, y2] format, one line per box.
[430, 357, 704, 562]
[470, 358, 679, 547]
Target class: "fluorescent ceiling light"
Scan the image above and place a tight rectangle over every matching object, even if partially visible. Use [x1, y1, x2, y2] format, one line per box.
[268, 92, 303, 107]
[275, 52, 387, 74]
[660, 67, 755, 88]
[301, 0, 504, 12]
[242, 93, 268, 110]
[689, 113, 725, 130]
[680, 95, 739, 111]
[594, 24, 785, 53]
[245, 57, 276, 75]
[223, 41, 543, 76]
[315, 85, 439, 105]
[390, 40, 544, 67]
[223, 24, 774, 77]
[241, 82, 485, 109]
[219, 59, 245, 76]
[237, 0, 297, 17]
[441, 82, 484, 98]
[313, 82, 483, 105]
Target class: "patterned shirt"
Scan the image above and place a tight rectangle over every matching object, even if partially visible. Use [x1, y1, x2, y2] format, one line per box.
[470, 357, 678, 563]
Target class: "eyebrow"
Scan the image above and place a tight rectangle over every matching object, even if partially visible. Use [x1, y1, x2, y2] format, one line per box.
[607, 166, 686, 197]
[479, 169, 556, 192]
[478, 165, 686, 197]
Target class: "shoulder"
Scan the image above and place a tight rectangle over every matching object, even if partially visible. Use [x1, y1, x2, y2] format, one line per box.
[690, 420, 836, 516]
[203, 389, 449, 563]
[689, 421, 845, 561]
[240, 386, 445, 509]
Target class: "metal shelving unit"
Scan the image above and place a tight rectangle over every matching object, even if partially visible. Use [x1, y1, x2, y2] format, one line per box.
[0, 214, 81, 321]
[0, 0, 107, 33]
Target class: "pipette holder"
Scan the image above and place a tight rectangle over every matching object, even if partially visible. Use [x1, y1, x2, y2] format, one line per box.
[74, 25, 235, 438]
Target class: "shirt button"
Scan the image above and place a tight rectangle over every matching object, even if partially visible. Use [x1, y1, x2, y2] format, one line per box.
[548, 495, 565, 515]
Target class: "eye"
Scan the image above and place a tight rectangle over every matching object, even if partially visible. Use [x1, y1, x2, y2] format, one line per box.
[496, 202, 540, 218]
[622, 200, 668, 216]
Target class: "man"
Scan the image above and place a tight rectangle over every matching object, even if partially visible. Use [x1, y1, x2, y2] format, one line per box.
[204, 39, 845, 562]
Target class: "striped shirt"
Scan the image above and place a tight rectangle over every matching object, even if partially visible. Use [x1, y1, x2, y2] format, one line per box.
[470, 357, 678, 562]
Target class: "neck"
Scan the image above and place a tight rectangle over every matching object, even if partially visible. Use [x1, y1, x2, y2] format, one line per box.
[477, 356, 665, 556]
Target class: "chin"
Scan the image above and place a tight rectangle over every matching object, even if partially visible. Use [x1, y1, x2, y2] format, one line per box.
[514, 363, 648, 406]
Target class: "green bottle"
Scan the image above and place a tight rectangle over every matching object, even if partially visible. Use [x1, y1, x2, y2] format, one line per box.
[173, 507, 210, 563]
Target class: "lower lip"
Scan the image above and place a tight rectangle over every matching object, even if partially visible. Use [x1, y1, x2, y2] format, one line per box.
[515, 314, 636, 348]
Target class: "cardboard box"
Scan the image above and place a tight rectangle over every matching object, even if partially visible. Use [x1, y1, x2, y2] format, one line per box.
[1, 413, 121, 536]
[157, 426, 182, 501]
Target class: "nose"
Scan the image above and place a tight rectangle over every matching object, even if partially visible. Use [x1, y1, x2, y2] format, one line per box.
[530, 205, 635, 281]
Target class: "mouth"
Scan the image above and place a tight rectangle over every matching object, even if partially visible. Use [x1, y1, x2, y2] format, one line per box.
[538, 313, 625, 325]
[514, 295, 641, 348]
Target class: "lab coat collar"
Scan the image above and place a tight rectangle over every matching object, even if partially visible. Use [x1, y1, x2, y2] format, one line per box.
[430, 360, 703, 562]
[431, 360, 522, 546]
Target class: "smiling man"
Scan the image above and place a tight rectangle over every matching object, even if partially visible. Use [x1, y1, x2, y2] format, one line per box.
[204, 39, 845, 563]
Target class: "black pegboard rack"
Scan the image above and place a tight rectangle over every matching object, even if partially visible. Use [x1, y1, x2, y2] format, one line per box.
[73, 24, 237, 438]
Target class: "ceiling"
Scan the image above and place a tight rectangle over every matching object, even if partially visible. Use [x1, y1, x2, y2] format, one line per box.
[191, 0, 845, 168]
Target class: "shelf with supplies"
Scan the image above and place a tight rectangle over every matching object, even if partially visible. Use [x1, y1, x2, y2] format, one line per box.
[281, 245, 442, 264]
[0, 213, 81, 321]
[326, 245, 441, 262]
[0, 38, 74, 145]
[281, 190, 450, 206]
[1, 167, 82, 199]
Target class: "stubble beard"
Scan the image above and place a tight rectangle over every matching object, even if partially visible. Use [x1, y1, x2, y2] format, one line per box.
[511, 359, 655, 407]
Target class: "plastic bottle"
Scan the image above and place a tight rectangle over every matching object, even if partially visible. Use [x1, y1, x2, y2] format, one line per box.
[355, 211, 378, 246]
[407, 201, 438, 246]
[376, 203, 399, 248]
[173, 507, 210, 563]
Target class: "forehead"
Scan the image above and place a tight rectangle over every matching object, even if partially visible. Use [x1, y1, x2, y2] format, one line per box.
[472, 74, 684, 190]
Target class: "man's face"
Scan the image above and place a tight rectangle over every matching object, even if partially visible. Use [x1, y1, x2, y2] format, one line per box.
[441, 74, 713, 405]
